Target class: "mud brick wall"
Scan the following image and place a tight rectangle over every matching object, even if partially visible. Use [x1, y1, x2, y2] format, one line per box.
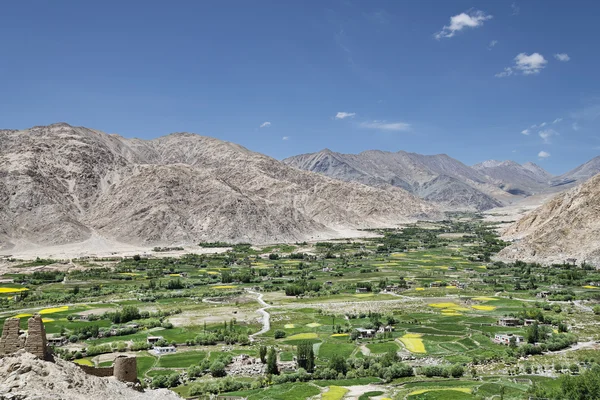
[24, 315, 48, 360]
[77, 364, 115, 377]
[0, 318, 21, 355]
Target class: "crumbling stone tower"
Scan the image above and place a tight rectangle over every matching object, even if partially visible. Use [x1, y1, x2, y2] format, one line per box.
[0, 318, 22, 355]
[113, 355, 138, 383]
[24, 314, 48, 360]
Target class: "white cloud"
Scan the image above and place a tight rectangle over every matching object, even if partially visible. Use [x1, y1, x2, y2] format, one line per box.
[360, 120, 411, 132]
[554, 53, 570, 62]
[572, 122, 580, 131]
[495, 67, 513, 78]
[488, 40, 498, 49]
[521, 129, 530, 135]
[335, 112, 356, 120]
[538, 151, 550, 159]
[553, 118, 563, 124]
[539, 122, 547, 127]
[496, 53, 547, 77]
[515, 53, 548, 75]
[282, 136, 289, 141]
[539, 129, 559, 144]
[259, 121, 271, 128]
[434, 10, 492, 40]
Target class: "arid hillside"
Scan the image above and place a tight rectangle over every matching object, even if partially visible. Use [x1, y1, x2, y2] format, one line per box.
[0, 123, 439, 250]
[498, 173, 600, 265]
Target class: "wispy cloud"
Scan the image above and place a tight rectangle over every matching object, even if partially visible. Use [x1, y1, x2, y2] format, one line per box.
[360, 120, 411, 132]
[521, 129, 530, 135]
[554, 53, 570, 62]
[539, 122, 547, 127]
[495, 68, 513, 78]
[488, 40, 498, 50]
[538, 151, 550, 159]
[553, 118, 563, 124]
[572, 122, 580, 131]
[496, 53, 547, 77]
[434, 10, 492, 40]
[335, 112, 356, 120]
[539, 129, 559, 144]
[259, 121, 271, 128]
[570, 104, 600, 121]
[282, 136, 289, 141]
[511, 2, 520, 15]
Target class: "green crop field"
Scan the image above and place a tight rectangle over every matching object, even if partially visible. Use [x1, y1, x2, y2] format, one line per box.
[1, 216, 598, 399]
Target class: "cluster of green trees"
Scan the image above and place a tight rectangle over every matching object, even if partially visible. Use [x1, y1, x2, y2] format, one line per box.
[421, 364, 465, 378]
[284, 280, 322, 296]
[529, 364, 600, 399]
[187, 320, 251, 346]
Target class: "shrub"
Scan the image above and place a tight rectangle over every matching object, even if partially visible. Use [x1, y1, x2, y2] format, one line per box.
[274, 330, 286, 339]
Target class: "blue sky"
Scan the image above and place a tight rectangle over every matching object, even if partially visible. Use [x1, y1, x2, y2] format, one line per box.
[1, 0, 599, 174]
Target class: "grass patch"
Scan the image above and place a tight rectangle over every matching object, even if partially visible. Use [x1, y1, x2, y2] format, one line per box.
[322, 386, 348, 400]
[157, 350, 206, 368]
[366, 341, 398, 354]
[286, 332, 318, 341]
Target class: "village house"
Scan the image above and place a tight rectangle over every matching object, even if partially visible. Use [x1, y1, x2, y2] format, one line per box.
[377, 325, 394, 334]
[355, 287, 369, 294]
[429, 281, 442, 288]
[536, 291, 551, 298]
[494, 333, 524, 346]
[355, 328, 376, 339]
[524, 319, 537, 326]
[47, 335, 67, 347]
[498, 317, 521, 327]
[147, 336, 164, 345]
[153, 346, 177, 355]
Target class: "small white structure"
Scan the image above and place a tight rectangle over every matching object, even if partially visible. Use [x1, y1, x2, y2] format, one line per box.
[153, 346, 177, 355]
[355, 328, 376, 339]
[494, 333, 524, 345]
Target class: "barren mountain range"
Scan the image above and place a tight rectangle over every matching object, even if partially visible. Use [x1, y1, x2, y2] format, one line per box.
[284, 149, 600, 212]
[0, 123, 438, 250]
[283, 149, 506, 211]
[497, 173, 600, 265]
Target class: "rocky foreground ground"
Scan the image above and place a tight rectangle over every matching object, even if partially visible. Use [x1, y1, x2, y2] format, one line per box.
[0, 350, 182, 400]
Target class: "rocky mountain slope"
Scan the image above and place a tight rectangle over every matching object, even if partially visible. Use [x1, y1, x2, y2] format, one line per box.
[472, 160, 553, 196]
[497, 173, 600, 265]
[283, 149, 506, 211]
[0, 351, 182, 400]
[0, 123, 439, 249]
[550, 155, 600, 187]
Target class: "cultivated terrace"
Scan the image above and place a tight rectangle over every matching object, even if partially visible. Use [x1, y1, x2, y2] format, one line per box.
[1, 216, 600, 399]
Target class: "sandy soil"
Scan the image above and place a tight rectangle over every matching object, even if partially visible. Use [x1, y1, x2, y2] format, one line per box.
[0, 233, 231, 261]
[482, 192, 557, 232]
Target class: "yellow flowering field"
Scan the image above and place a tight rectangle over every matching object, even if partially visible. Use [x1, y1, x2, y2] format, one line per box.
[399, 333, 426, 353]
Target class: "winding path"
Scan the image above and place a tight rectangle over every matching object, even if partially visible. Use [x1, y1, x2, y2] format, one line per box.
[246, 289, 272, 341]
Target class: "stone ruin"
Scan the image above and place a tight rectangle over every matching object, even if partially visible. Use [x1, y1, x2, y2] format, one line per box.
[0, 314, 137, 383]
[0, 315, 48, 360]
[227, 354, 265, 376]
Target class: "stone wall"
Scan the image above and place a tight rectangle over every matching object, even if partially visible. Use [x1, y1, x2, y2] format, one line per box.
[0, 318, 22, 355]
[77, 364, 115, 377]
[24, 315, 48, 360]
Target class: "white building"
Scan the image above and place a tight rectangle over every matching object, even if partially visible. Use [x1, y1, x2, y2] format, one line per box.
[153, 346, 177, 355]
